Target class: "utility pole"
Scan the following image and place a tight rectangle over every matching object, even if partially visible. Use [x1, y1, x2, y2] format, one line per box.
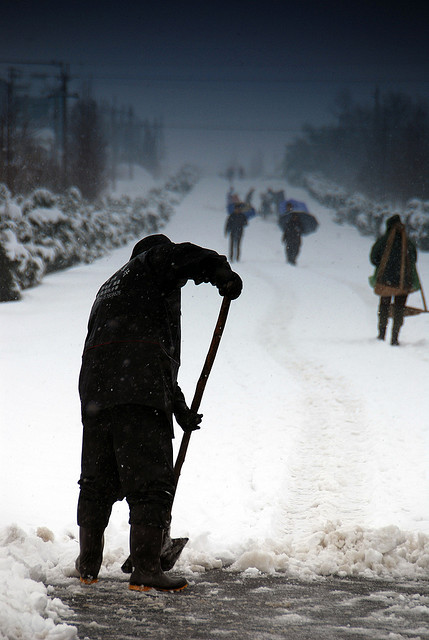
[101, 99, 119, 190]
[43, 61, 79, 189]
[60, 64, 69, 189]
[5, 67, 18, 192]
[30, 60, 77, 190]
[1, 59, 78, 192]
[57, 63, 78, 190]
[127, 106, 134, 180]
[111, 102, 119, 189]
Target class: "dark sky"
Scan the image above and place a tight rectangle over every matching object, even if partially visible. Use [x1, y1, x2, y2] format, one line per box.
[1, 0, 428, 171]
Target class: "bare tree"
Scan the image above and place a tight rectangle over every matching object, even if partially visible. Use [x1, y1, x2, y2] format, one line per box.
[69, 98, 107, 200]
[285, 90, 429, 204]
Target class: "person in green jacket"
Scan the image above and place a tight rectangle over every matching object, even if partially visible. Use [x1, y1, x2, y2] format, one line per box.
[369, 214, 419, 346]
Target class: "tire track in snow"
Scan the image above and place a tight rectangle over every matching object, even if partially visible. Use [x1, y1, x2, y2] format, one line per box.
[274, 368, 374, 537]
[249, 262, 378, 539]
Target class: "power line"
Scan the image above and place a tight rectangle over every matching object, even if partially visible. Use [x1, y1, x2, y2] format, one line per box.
[164, 122, 302, 133]
[1, 60, 429, 87]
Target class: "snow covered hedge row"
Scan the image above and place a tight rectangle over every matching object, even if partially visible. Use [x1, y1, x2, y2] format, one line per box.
[304, 174, 429, 251]
[0, 165, 199, 302]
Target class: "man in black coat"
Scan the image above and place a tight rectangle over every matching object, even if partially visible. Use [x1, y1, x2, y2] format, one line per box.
[224, 202, 248, 262]
[76, 234, 242, 592]
[281, 208, 303, 265]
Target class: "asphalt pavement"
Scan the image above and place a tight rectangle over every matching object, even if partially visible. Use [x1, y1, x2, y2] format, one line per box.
[50, 569, 429, 639]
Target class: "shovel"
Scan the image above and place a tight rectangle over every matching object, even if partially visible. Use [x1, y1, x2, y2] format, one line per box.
[121, 296, 232, 574]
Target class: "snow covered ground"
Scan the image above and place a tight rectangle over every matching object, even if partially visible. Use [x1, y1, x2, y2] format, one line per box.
[1, 174, 429, 639]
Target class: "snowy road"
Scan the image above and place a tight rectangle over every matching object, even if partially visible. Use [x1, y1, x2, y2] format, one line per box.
[1, 174, 429, 640]
[2, 175, 429, 575]
[52, 571, 429, 640]
[168, 177, 429, 578]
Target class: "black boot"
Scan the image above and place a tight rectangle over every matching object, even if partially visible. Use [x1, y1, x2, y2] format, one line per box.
[119, 530, 188, 574]
[391, 330, 400, 346]
[391, 300, 405, 346]
[75, 527, 104, 584]
[129, 524, 188, 592]
[377, 297, 389, 341]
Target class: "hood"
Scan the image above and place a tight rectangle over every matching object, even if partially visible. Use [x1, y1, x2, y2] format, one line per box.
[386, 214, 402, 230]
[130, 234, 172, 259]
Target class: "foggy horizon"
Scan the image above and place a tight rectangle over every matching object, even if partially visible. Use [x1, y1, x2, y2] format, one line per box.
[1, 1, 429, 172]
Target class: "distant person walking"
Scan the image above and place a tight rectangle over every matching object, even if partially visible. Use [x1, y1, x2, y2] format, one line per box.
[268, 188, 286, 215]
[244, 187, 255, 206]
[281, 204, 303, 265]
[226, 187, 240, 214]
[259, 191, 273, 218]
[225, 202, 248, 262]
[279, 200, 318, 266]
[369, 214, 420, 345]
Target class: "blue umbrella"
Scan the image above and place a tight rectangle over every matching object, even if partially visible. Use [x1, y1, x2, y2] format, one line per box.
[279, 199, 310, 215]
[279, 200, 319, 235]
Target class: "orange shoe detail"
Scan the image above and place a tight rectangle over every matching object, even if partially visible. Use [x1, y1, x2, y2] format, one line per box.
[129, 584, 152, 592]
[80, 577, 98, 585]
[129, 582, 188, 593]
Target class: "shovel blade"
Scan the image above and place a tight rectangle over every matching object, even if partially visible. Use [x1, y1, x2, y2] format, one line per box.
[120, 536, 189, 574]
[160, 536, 189, 571]
[121, 555, 133, 574]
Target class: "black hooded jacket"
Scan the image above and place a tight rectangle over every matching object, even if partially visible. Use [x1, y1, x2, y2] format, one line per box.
[225, 211, 248, 238]
[370, 215, 417, 290]
[79, 236, 233, 433]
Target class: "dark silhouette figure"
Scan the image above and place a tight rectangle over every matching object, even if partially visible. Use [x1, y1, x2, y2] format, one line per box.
[370, 215, 419, 345]
[281, 209, 303, 265]
[268, 188, 286, 215]
[76, 234, 242, 591]
[225, 203, 248, 262]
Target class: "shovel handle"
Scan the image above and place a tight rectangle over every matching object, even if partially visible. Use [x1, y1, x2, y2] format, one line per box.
[420, 281, 428, 312]
[174, 296, 231, 482]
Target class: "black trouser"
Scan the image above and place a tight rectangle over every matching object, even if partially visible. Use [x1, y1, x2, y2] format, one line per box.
[229, 233, 243, 262]
[284, 235, 301, 265]
[378, 295, 407, 339]
[77, 404, 175, 530]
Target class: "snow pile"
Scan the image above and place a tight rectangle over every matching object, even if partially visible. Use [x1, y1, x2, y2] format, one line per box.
[229, 523, 429, 579]
[0, 526, 77, 640]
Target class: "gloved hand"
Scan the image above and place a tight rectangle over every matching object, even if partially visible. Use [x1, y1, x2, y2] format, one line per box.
[175, 407, 203, 432]
[215, 266, 243, 300]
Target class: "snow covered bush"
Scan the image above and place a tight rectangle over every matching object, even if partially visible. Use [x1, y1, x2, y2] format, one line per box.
[404, 199, 429, 251]
[26, 188, 57, 211]
[0, 183, 12, 204]
[304, 173, 429, 249]
[305, 174, 348, 210]
[164, 163, 199, 196]
[0, 166, 199, 302]
[0, 241, 21, 301]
